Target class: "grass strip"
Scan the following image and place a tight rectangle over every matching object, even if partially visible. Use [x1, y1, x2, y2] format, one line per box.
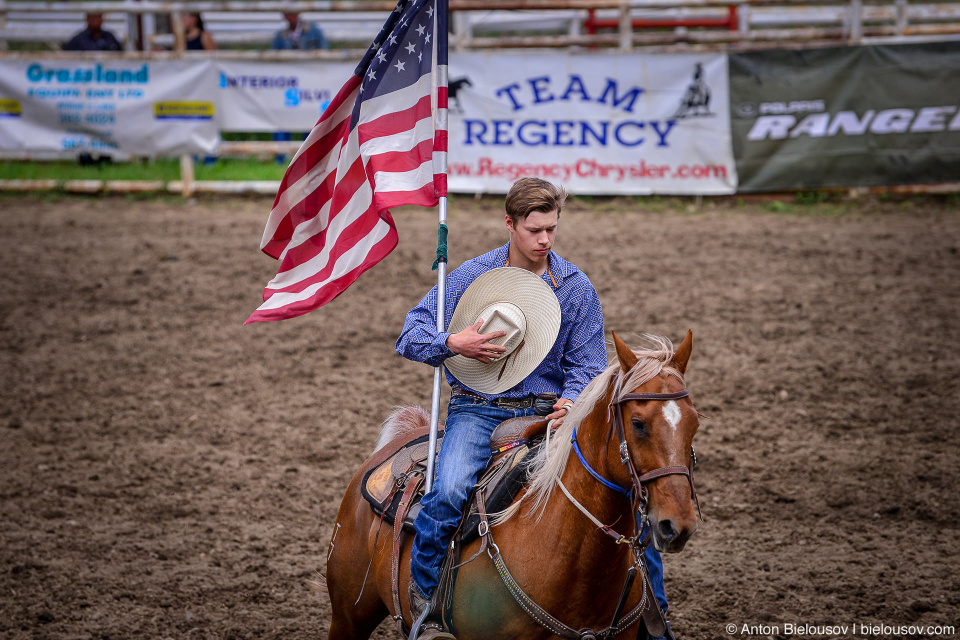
[0, 158, 288, 182]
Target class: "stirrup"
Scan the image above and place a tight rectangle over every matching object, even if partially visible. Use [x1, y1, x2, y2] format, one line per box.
[413, 621, 456, 640]
[408, 584, 454, 640]
[408, 607, 431, 640]
[664, 621, 677, 640]
[409, 613, 456, 640]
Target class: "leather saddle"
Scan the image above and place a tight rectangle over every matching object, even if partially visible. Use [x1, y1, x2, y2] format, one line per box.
[359, 415, 551, 536]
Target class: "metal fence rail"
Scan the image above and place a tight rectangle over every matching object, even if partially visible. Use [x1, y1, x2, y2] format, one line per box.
[3, 0, 960, 53]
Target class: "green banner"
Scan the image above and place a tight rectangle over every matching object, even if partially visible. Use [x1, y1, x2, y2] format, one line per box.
[730, 42, 960, 192]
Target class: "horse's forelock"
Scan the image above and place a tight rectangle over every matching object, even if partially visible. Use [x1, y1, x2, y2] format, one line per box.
[373, 405, 430, 453]
[612, 334, 680, 398]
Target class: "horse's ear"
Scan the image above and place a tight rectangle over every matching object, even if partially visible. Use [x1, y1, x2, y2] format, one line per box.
[671, 329, 693, 375]
[612, 331, 638, 373]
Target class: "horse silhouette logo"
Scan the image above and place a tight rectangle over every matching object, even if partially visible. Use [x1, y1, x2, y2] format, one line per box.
[448, 76, 472, 114]
[673, 63, 712, 119]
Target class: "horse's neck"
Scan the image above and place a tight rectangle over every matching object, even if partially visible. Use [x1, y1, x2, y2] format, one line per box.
[564, 399, 633, 525]
[535, 397, 635, 568]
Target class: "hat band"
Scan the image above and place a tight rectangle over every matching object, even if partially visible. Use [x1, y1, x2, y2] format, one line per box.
[497, 339, 525, 382]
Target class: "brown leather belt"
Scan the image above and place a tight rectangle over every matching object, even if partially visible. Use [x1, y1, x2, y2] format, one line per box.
[451, 386, 536, 410]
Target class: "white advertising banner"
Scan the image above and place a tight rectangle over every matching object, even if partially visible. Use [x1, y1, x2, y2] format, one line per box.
[215, 60, 356, 132]
[446, 52, 737, 195]
[0, 59, 218, 158]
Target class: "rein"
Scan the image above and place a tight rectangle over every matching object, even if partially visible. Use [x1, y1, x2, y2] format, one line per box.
[570, 433, 630, 495]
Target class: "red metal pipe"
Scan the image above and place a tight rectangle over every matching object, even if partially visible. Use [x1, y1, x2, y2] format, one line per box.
[593, 17, 731, 28]
[586, 8, 598, 35]
[585, 4, 738, 32]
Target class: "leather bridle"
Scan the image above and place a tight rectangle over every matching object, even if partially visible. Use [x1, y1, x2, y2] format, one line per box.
[606, 389, 703, 531]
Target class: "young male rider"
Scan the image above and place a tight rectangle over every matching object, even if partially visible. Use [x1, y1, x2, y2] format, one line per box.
[397, 177, 672, 640]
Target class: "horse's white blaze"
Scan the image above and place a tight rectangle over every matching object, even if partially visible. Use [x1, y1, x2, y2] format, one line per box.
[663, 400, 682, 432]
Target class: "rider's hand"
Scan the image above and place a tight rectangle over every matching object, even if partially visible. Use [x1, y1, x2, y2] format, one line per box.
[546, 398, 574, 428]
[446, 320, 508, 364]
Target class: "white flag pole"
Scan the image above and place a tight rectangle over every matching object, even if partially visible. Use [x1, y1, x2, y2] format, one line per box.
[425, 0, 449, 493]
[425, 197, 446, 492]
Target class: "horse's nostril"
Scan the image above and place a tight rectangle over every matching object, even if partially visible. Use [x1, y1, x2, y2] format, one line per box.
[658, 519, 677, 542]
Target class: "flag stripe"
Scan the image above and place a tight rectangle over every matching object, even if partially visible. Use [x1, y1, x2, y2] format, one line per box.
[433, 172, 448, 198]
[377, 183, 439, 210]
[356, 73, 434, 136]
[433, 129, 448, 153]
[360, 108, 434, 156]
[247, 227, 399, 322]
[266, 191, 383, 296]
[374, 158, 436, 193]
[359, 94, 432, 146]
[369, 138, 437, 175]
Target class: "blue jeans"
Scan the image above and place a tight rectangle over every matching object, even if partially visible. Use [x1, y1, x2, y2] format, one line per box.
[643, 526, 669, 639]
[410, 396, 536, 597]
[647, 544, 668, 603]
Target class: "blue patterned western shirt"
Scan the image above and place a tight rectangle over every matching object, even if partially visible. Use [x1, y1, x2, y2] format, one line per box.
[396, 243, 607, 401]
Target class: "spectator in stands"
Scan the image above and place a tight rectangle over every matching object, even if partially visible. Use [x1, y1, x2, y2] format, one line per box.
[183, 12, 216, 50]
[63, 13, 122, 51]
[64, 13, 121, 164]
[271, 12, 329, 50]
[270, 13, 328, 164]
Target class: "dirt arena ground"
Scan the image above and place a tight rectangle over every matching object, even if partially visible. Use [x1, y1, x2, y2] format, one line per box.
[1, 193, 958, 640]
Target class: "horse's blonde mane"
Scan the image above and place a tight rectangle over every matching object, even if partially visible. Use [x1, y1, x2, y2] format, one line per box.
[493, 333, 683, 524]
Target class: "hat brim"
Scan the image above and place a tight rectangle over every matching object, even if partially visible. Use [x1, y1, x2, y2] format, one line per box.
[445, 267, 561, 394]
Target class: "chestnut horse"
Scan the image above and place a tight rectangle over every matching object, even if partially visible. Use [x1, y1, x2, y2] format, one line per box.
[325, 331, 700, 640]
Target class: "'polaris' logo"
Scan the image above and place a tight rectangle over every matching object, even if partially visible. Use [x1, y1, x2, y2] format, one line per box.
[747, 106, 960, 141]
[735, 100, 825, 118]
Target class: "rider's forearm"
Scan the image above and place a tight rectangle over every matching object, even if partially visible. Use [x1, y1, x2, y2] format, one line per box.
[397, 287, 455, 366]
[397, 320, 454, 367]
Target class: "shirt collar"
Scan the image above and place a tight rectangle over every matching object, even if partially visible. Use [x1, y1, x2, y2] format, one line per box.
[545, 250, 578, 282]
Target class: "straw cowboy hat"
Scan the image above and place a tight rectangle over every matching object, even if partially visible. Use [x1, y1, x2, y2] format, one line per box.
[445, 267, 561, 395]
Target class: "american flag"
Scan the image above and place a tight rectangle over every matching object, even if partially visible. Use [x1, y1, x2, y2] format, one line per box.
[246, 0, 448, 324]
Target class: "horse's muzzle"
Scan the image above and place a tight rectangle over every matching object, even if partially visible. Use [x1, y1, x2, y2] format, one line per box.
[650, 515, 697, 553]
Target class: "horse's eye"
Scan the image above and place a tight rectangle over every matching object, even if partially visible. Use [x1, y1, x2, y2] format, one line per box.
[631, 418, 647, 433]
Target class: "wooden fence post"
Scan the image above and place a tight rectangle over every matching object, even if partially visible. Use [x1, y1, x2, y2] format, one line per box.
[737, 3, 750, 34]
[171, 10, 185, 52]
[619, 0, 632, 51]
[849, 0, 863, 43]
[453, 10, 469, 51]
[895, 0, 907, 36]
[179, 154, 195, 197]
